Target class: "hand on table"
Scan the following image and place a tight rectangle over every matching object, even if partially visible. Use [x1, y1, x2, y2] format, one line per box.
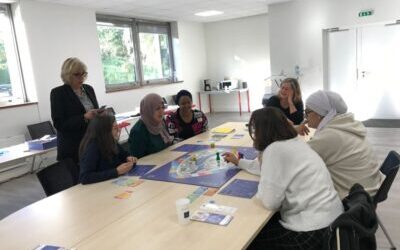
[116, 161, 134, 175]
[222, 152, 239, 166]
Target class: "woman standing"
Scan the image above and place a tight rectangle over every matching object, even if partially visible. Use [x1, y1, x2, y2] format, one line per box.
[50, 57, 101, 164]
[223, 107, 342, 249]
[266, 78, 304, 125]
[166, 90, 208, 140]
[128, 93, 173, 158]
[79, 115, 137, 184]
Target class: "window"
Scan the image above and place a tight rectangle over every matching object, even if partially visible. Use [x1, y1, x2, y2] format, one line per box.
[96, 16, 175, 92]
[0, 4, 25, 105]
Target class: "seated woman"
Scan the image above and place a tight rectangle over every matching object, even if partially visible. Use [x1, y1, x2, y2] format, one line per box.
[223, 107, 342, 249]
[266, 78, 304, 125]
[79, 114, 137, 184]
[129, 93, 174, 158]
[304, 90, 384, 199]
[165, 90, 208, 140]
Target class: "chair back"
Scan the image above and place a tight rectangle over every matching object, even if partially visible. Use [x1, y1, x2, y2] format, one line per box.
[27, 121, 56, 140]
[36, 158, 79, 196]
[373, 150, 400, 205]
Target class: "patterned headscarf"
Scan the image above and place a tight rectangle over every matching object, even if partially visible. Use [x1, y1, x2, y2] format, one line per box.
[306, 90, 348, 133]
[140, 93, 173, 144]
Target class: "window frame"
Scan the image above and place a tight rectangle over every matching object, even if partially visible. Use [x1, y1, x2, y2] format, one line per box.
[96, 15, 176, 93]
[0, 3, 26, 106]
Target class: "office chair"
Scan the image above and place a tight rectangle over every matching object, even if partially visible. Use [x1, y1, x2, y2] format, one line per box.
[324, 183, 378, 250]
[36, 158, 79, 196]
[27, 121, 56, 140]
[373, 150, 400, 250]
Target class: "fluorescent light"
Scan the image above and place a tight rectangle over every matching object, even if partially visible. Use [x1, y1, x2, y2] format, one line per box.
[195, 10, 224, 17]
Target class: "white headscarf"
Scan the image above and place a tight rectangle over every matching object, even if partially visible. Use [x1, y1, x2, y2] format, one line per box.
[306, 90, 348, 132]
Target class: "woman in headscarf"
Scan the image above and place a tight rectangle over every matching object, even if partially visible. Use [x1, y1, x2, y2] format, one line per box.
[304, 90, 384, 199]
[128, 93, 174, 158]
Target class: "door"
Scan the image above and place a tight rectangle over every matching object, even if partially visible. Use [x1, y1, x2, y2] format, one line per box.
[326, 23, 400, 120]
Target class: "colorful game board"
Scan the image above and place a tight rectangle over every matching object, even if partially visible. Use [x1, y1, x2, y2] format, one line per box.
[142, 144, 258, 188]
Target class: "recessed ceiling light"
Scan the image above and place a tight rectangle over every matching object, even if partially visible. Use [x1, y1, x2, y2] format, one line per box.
[195, 10, 224, 17]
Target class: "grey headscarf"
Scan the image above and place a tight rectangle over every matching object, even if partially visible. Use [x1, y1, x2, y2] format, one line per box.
[140, 93, 173, 144]
[306, 90, 348, 132]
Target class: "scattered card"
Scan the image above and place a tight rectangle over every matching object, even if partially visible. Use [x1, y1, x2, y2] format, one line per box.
[190, 210, 233, 226]
[219, 179, 259, 199]
[114, 190, 133, 199]
[186, 186, 208, 203]
[112, 177, 136, 186]
[199, 202, 237, 215]
[231, 134, 245, 139]
[203, 187, 218, 196]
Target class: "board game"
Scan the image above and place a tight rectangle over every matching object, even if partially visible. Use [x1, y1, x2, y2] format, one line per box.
[141, 144, 258, 188]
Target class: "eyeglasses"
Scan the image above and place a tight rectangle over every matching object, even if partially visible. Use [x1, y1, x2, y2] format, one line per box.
[72, 72, 88, 78]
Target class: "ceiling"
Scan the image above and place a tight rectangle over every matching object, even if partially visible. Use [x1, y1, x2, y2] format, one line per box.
[34, 0, 292, 22]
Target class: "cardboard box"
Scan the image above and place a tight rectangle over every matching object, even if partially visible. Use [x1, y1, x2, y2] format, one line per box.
[27, 136, 57, 150]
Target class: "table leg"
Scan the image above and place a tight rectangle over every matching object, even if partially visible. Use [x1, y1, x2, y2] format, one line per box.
[198, 93, 202, 111]
[247, 89, 250, 112]
[30, 155, 36, 173]
[208, 94, 212, 113]
[238, 92, 242, 116]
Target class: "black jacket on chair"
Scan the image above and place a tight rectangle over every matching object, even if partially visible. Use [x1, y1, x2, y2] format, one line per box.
[50, 84, 99, 164]
[323, 183, 378, 250]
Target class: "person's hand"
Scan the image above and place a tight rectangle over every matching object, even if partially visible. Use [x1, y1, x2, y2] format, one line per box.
[222, 152, 239, 166]
[116, 161, 134, 175]
[297, 123, 310, 136]
[126, 156, 137, 164]
[84, 109, 97, 120]
[287, 87, 294, 104]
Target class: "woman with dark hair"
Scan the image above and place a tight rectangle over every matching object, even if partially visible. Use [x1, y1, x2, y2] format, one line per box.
[129, 93, 174, 158]
[79, 115, 137, 184]
[266, 78, 304, 125]
[165, 90, 208, 140]
[223, 107, 342, 250]
[51, 57, 103, 164]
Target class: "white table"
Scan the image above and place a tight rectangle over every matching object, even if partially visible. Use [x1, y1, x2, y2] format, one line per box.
[198, 88, 250, 116]
[0, 122, 273, 250]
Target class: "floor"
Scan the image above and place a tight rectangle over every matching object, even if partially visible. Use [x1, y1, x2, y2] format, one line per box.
[0, 112, 399, 249]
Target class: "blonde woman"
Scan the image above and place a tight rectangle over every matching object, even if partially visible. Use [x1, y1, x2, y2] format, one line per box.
[50, 57, 102, 164]
[266, 78, 304, 125]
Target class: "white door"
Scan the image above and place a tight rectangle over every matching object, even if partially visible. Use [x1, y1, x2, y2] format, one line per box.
[326, 23, 400, 120]
[326, 28, 358, 115]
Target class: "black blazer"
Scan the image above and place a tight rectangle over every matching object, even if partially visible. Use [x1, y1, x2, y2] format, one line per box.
[50, 84, 99, 163]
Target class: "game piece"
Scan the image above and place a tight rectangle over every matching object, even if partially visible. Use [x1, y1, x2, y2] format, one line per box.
[210, 142, 215, 148]
[216, 152, 220, 161]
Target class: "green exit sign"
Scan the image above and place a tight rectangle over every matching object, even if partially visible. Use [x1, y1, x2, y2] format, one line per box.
[359, 10, 374, 17]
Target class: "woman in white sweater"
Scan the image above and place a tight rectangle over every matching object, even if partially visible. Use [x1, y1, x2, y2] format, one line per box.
[304, 90, 384, 199]
[224, 107, 343, 250]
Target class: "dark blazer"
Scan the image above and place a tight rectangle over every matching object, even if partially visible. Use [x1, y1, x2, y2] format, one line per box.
[50, 84, 99, 163]
[79, 141, 129, 184]
[266, 95, 304, 125]
[323, 183, 378, 250]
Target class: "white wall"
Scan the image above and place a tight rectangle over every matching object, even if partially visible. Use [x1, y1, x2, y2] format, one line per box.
[0, 0, 207, 143]
[269, 0, 400, 98]
[204, 14, 270, 112]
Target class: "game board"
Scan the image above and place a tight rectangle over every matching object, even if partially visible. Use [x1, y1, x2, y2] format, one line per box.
[142, 144, 258, 188]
